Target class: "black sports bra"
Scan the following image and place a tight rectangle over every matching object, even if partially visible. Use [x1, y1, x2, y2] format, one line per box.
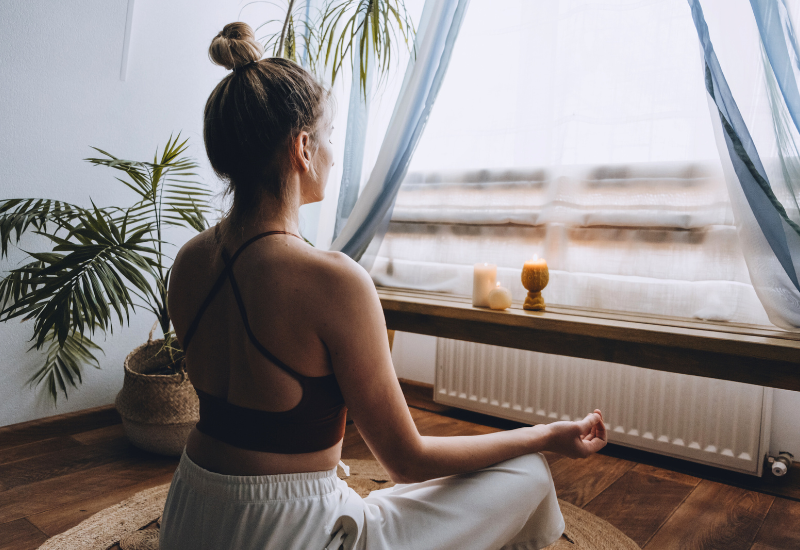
[181, 230, 347, 454]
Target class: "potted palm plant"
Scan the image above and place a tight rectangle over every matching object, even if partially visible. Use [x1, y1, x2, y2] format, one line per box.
[0, 135, 212, 455]
[0, 3, 417, 455]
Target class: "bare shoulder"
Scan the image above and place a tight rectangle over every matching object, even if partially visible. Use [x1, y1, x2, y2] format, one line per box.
[168, 227, 222, 313]
[293, 246, 382, 334]
[304, 247, 376, 299]
[301, 248, 388, 361]
[171, 227, 219, 280]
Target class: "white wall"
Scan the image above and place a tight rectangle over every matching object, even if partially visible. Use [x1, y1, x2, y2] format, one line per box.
[0, 0, 327, 427]
[391, 331, 437, 385]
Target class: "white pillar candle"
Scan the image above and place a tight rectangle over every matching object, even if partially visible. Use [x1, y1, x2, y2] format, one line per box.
[472, 263, 497, 307]
[488, 282, 513, 310]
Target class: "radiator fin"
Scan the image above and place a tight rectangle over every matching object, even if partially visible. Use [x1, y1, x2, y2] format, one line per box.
[435, 339, 768, 474]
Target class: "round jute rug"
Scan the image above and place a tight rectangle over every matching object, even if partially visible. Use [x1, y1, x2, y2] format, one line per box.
[37, 459, 639, 550]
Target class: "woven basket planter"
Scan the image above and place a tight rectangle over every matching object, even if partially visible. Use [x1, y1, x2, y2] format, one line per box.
[116, 340, 199, 456]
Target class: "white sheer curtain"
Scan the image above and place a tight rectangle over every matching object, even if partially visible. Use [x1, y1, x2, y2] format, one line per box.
[693, 0, 800, 329]
[370, 0, 773, 326]
[331, 0, 473, 264]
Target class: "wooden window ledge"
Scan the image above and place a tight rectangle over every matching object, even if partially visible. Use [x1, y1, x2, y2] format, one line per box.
[377, 287, 800, 392]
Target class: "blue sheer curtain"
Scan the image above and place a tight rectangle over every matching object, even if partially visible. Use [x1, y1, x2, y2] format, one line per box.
[330, 0, 471, 267]
[689, 0, 800, 329]
[331, 11, 373, 243]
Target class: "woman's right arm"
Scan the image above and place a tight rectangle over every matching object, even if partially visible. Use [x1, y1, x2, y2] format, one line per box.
[317, 254, 606, 484]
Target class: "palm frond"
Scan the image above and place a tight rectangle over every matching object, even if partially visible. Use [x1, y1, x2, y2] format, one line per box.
[88, 135, 212, 235]
[317, 0, 416, 94]
[27, 329, 103, 402]
[2, 135, 209, 404]
[0, 199, 88, 258]
[0, 257, 47, 313]
[85, 148, 155, 202]
[1, 206, 158, 349]
[253, 1, 323, 74]
[154, 135, 211, 231]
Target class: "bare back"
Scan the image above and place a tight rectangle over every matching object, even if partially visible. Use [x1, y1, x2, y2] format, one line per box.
[169, 226, 346, 475]
[168, 222, 604, 485]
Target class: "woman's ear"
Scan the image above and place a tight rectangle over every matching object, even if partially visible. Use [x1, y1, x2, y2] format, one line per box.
[293, 131, 311, 173]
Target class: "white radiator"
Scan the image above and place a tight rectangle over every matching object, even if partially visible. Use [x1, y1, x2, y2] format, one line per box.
[434, 339, 773, 475]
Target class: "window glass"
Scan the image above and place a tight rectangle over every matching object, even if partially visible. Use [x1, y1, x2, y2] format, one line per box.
[371, 0, 770, 325]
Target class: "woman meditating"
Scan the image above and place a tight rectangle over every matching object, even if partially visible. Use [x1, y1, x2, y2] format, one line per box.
[160, 22, 607, 550]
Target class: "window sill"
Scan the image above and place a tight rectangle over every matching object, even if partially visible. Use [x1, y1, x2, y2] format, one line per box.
[377, 286, 800, 392]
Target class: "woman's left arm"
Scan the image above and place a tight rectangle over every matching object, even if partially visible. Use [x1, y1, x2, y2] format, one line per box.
[315, 253, 606, 484]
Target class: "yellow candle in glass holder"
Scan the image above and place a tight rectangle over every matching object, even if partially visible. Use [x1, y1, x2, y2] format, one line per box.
[521, 255, 549, 310]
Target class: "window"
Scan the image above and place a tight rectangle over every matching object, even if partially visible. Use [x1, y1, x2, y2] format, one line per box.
[370, 0, 770, 325]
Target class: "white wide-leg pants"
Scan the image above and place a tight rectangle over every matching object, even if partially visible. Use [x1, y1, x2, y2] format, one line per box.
[160, 451, 564, 550]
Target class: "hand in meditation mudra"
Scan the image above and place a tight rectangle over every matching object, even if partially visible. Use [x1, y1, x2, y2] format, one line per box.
[521, 256, 549, 311]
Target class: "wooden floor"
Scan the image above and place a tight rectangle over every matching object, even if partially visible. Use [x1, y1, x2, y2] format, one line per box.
[1, 399, 798, 550]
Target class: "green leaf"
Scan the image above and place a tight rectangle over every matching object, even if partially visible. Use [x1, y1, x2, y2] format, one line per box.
[0, 199, 87, 258]
[312, 0, 415, 93]
[2, 134, 211, 401]
[27, 330, 103, 402]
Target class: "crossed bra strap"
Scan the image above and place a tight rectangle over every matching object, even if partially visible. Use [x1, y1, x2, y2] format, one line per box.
[180, 230, 303, 379]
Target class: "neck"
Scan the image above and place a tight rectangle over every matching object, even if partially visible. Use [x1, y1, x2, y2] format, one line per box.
[229, 189, 303, 239]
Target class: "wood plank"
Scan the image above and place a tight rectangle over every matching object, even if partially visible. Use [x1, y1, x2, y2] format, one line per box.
[540, 451, 565, 469]
[378, 287, 795, 340]
[379, 288, 800, 391]
[27, 471, 175, 537]
[411, 407, 500, 437]
[379, 287, 800, 353]
[71, 423, 127, 446]
[0, 405, 120, 451]
[645, 480, 774, 550]
[549, 452, 636, 508]
[750, 497, 800, 550]
[599, 443, 800, 503]
[0, 434, 130, 492]
[0, 437, 82, 466]
[0, 455, 178, 524]
[0, 518, 48, 550]
[582, 463, 700, 547]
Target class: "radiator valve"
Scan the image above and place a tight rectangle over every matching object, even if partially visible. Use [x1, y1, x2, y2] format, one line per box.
[768, 452, 794, 477]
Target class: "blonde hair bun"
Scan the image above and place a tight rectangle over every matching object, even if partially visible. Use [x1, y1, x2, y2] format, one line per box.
[209, 22, 263, 71]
